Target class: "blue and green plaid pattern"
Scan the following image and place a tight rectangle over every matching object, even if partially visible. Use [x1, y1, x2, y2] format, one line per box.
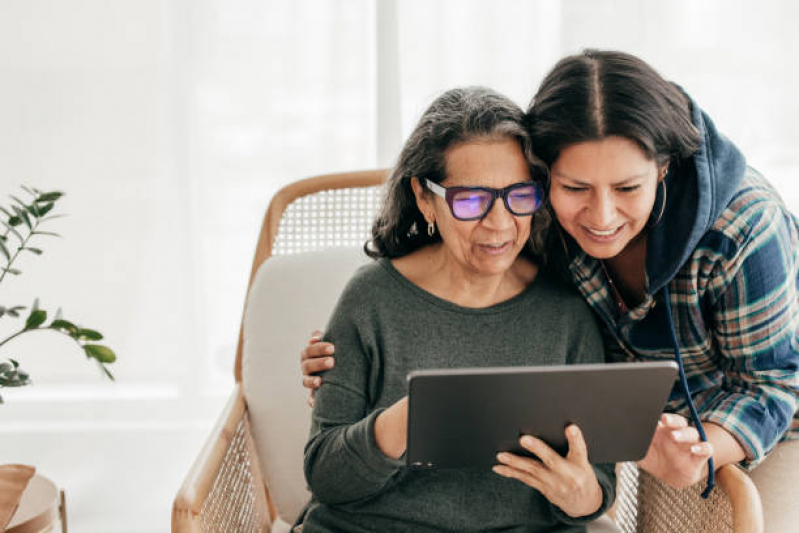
[566, 168, 799, 467]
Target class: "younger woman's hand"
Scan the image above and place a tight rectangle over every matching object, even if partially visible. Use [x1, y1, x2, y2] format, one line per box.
[637, 413, 714, 489]
[493, 425, 603, 518]
[300, 330, 336, 406]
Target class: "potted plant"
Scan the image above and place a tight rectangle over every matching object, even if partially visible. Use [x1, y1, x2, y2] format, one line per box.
[0, 185, 116, 402]
[0, 186, 118, 529]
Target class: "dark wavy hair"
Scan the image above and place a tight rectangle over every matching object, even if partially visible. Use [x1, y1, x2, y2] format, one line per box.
[526, 49, 701, 171]
[366, 86, 549, 260]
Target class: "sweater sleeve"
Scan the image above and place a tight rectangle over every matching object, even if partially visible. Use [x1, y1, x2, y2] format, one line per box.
[302, 280, 405, 505]
[702, 204, 799, 466]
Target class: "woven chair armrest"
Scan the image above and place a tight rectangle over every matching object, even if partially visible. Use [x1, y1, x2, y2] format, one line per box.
[716, 463, 764, 533]
[172, 384, 270, 532]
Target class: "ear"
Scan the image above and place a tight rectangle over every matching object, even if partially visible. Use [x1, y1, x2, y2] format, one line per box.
[411, 177, 434, 223]
[657, 162, 669, 182]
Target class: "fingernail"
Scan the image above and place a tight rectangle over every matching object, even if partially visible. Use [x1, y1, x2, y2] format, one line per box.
[314, 378, 321, 386]
[325, 358, 334, 368]
[325, 345, 334, 354]
[671, 430, 684, 442]
[691, 445, 703, 454]
[521, 436, 534, 446]
[496, 453, 508, 462]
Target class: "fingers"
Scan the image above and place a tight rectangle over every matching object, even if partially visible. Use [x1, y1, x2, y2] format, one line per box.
[690, 442, 714, 458]
[301, 337, 334, 361]
[564, 425, 589, 463]
[306, 392, 314, 408]
[302, 375, 322, 389]
[301, 354, 335, 377]
[516, 435, 567, 472]
[659, 413, 689, 429]
[308, 329, 324, 343]
[492, 462, 546, 493]
[670, 426, 700, 444]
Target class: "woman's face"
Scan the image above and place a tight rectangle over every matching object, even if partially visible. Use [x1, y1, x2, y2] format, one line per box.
[413, 138, 533, 277]
[548, 136, 665, 260]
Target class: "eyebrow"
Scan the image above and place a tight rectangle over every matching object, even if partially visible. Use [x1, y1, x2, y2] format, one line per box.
[551, 170, 650, 186]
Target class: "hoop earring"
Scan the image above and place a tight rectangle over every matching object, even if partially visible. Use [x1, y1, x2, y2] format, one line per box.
[427, 220, 436, 237]
[648, 179, 667, 227]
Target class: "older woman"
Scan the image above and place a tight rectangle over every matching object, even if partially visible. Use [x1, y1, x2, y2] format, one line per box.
[294, 87, 616, 533]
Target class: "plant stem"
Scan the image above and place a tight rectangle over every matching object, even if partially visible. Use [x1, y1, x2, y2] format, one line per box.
[0, 327, 27, 349]
[0, 217, 40, 285]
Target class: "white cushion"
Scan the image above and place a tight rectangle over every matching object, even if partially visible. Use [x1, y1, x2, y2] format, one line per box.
[749, 440, 799, 532]
[242, 247, 371, 524]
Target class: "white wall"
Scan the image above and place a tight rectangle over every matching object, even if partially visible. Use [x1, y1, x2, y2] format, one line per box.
[1, 1, 797, 531]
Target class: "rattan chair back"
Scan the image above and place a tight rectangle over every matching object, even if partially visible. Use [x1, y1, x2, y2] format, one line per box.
[234, 169, 388, 382]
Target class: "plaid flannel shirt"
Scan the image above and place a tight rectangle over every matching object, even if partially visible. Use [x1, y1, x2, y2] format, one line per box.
[564, 168, 799, 467]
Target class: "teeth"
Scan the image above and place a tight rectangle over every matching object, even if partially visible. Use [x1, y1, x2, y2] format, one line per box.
[588, 227, 618, 236]
[484, 243, 506, 248]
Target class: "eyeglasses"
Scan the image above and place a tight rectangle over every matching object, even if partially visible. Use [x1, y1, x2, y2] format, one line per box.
[424, 179, 543, 221]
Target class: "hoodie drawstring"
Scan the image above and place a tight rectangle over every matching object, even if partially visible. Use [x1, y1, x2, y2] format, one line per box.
[661, 285, 715, 498]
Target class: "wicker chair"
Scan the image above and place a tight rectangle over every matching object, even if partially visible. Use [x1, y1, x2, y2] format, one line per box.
[172, 169, 770, 533]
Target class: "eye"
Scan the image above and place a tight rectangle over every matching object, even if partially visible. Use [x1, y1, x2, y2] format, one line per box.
[562, 184, 587, 193]
[617, 185, 641, 193]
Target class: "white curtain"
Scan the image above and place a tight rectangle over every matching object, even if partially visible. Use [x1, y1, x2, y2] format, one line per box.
[1, 1, 797, 530]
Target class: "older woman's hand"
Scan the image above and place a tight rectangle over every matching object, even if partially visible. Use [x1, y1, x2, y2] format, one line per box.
[300, 330, 336, 406]
[637, 413, 714, 489]
[493, 425, 603, 518]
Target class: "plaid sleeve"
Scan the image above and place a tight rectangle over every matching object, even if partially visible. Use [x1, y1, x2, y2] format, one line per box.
[700, 202, 799, 466]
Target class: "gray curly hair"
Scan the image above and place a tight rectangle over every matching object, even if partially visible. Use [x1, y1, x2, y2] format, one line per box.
[365, 86, 550, 260]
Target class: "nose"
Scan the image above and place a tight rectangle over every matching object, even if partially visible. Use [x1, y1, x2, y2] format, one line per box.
[588, 191, 616, 227]
[481, 196, 515, 229]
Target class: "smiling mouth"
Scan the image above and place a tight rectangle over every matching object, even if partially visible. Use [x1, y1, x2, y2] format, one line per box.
[479, 241, 511, 253]
[583, 225, 624, 239]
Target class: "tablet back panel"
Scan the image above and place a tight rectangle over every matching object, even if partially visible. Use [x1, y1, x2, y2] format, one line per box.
[406, 362, 677, 468]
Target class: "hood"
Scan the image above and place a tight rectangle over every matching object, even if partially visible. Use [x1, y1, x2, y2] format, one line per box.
[645, 92, 747, 293]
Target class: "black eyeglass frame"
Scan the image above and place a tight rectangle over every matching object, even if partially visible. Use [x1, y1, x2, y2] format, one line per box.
[423, 178, 544, 221]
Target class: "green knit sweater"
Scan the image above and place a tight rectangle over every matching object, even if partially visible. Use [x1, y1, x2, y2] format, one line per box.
[297, 258, 616, 533]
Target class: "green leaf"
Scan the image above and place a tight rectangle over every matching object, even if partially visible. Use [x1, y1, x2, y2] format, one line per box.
[84, 344, 116, 364]
[21, 185, 36, 197]
[37, 191, 64, 202]
[23, 247, 43, 255]
[76, 328, 103, 341]
[10, 205, 31, 229]
[2, 268, 21, 276]
[50, 319, 78, 334]
[0, 238, 9, 260]
[37, 203, 54, 217]
[31, 230, 61, 238]
[25, 309, 47, 329]
[0, 219, 24, 241]
[20, 210, 31, 228]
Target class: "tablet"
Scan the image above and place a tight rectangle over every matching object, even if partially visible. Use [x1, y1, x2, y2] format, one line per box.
[406, 361, 677, 468]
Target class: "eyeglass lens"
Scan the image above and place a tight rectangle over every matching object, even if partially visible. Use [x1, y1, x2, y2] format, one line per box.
[450, 185, 540, 220]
